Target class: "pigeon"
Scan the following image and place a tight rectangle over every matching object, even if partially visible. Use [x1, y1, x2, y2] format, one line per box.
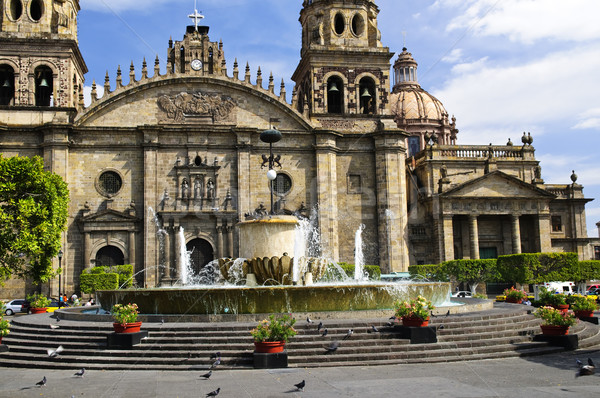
[306, 316, 314, 325]
[160, 318, 164, 326]
[47, 346, 64, 358]
[36, 376, 47, 387]
[576, 358, 595, 377]
[438, 324, 445, 330]
[210, 357, 221, 369]
[321, 328, 328, 337]
[200, 370, 212, 379]
[445, 310, 450, 317]
[430, 311, 436, 318]
[370, 325, 379, 333]
[324, 341, 339, 354]
[389, 316, 396, 320]
[343, 329, 353, 340]
[317, 321, 323, 332]
[386, 321, 394, 327]
[74, 368, 85, 377]
[206, 387, 220, 397]
[294, 380, 305, 391]
[49, 324, 60, 329]
[210, 351, 221, 360]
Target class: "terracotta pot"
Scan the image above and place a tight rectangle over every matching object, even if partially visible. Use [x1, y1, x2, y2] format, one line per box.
[30, 307, 47, 314]
[0, 336, 3, 344]
[402, 317, 430, 327]
[540, 325, 569, 336]
[505, 297, 523, 304]
[254, 341, 285, 353]
[574, 310, 594, 318]
[113, 321, 142, 333]
[553, 304, 569, 314]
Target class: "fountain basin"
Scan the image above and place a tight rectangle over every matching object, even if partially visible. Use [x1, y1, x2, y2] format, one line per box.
[96, 282, 451, 315]
[238, 216, 298, 259]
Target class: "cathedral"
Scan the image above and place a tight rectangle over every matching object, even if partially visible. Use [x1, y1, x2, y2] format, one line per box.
[1, 0, 598, 297]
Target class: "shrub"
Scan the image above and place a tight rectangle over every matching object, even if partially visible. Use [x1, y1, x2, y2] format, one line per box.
[26, 293, 51, 308]
[80, 273, 119, 294]
[503, 287, 528, 301]
[408, 264, 448, 281]
[112, 303, 139, 325]
[570, 296, 598, 312]
[534, 306, 577, 327]
[394, 295, 435, 320]
[0, 316, 10, 337]
[325, 262, 380, 280]
[250, 314, 297, 343]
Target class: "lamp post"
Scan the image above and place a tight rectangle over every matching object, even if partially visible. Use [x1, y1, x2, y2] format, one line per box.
[260, 120, 282, 214]
[57, 250, 63, 301]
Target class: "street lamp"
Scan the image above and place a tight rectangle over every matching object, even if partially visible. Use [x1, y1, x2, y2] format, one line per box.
[260, 119, 282, 214]
[57, 250, 63, 301]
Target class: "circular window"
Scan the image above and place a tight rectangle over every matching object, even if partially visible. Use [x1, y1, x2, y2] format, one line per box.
[8, 0, 23, 20]
[272, 173, 292, 196]
[97, 171, 123, 197]
[351, 13, 364, 36]
[334, 13, 345, 35]
[29, 0, 43, 21]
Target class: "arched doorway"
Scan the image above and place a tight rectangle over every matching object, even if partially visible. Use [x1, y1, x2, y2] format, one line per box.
[186, 238, 214, 279]
[95, 245, 124, 267]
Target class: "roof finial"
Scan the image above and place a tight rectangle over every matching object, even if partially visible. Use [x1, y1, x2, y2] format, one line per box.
[188, 0, 204, 31]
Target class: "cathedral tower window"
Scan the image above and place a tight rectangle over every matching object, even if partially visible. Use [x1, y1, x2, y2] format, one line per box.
[29, 0, 43, 21]
[8, 0, 23, 20]
[208, 47, 214, 74]
[351, 13, 364, 37]
[0, 65, 15, 106]
[34, 65, 53, 106]
[334, 13, 345, 35]
[180, 46, 186, 73]
[327, 76, 343, 114]
[358, 77, 375, 114]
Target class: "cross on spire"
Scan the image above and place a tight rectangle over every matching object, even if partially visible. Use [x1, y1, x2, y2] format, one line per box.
[188, 0, 204, 31]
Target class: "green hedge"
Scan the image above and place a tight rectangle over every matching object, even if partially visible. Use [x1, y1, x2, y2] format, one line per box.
[326, 262, 381, 280]
[80, 264, 134, 292]
[80, 273, 119, 294]
[408, 264, 448, 281]
[442, 259, 499, 283]
[497, 253, 580, 284]
[578, 260, 600, 282]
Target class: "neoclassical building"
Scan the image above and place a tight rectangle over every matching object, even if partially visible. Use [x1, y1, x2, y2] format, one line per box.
[0, 0, 598, 296]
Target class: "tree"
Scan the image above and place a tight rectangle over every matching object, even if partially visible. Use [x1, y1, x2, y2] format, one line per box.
[443, 259, 499, 294]
[0, 156, 69, 284]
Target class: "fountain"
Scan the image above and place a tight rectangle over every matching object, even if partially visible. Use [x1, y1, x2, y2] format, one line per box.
[96, 128, 452, 317]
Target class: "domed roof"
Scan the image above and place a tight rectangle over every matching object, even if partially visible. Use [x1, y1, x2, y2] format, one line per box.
[390, 47, 449, 123]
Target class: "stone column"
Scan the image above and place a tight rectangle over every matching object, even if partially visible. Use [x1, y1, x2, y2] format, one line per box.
[511, 215, 522, 254]
[315, 132, 339, 262]
[236, 131, 252, 218]
[174, 226, 182, 279]
[163, 227, 171, 279]
[226, 225, 234, 258]
[128, 231, 136, 269]
[216, 226, 224, 259]
[537, 214, 552, 252]
[373, 133, 409, 272]
[441, 215, 455, 261]
[83, 232, 91, 269]
[469, 215, 480, 260]
[143, 129, 160, 287]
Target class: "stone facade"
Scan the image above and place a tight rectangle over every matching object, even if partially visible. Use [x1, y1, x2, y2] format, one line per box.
[0, 0, 598, 297]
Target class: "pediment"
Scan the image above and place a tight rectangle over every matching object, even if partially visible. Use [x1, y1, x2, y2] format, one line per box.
[441, 171, 555, 199]
[74, 77, 312, 132]
[80, 209, 139, 223]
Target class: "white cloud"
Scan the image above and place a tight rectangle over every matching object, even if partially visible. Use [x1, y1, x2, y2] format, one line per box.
[442, 0, 600, 44]
[83, 0, 177, 13]
[441, 48, 464, 63]
[433, 44, 600, 142]
[573, 107, 600, 130]
[83, 85, 105, 107]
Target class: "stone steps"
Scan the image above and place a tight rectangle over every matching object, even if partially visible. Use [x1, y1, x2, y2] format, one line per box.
[1, 304, 599, 370]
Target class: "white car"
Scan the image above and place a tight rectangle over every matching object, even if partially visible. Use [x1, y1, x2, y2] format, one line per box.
[4, 299, 27, 315]
[452, 291, 473, 298]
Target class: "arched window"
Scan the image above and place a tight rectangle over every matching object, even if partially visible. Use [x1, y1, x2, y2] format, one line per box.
[0, 65, 15, 106]
[34, 65, 53, 106]
[358, 77, 376, 114]
[30, 0, 43, 21]
[327, 76, 343, 114]
[96, 246, 124, 267]
[180, 46, 186, 73]
[208, 47, 214, 74]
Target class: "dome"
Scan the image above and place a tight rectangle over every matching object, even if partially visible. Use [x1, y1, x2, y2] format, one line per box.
[390, 88, 448, 122]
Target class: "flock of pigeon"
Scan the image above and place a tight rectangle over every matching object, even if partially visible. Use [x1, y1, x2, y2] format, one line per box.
[29, 314, 597, 395]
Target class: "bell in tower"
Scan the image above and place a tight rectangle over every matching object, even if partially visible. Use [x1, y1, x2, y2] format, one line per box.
[292, 0, 392, 118]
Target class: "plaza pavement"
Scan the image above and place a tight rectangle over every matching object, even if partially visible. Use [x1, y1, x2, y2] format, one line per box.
[0, 350, 598, 398]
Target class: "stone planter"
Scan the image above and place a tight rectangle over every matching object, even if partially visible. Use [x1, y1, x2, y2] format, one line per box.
[30, 307, 47, 314]
[401, 317, 430, 327]
[540, 325, 570, 336]
[505, 297, 523, 304]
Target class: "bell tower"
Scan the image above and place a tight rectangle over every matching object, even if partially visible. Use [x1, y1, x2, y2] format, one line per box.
[0, 0, 87, 108]
[292, 0, 393, 117]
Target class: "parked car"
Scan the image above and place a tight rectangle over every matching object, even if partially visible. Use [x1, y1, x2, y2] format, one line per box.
[452, 291, 473, 298]
[587, 284, 600, 292]
[4, 299, 27, 315]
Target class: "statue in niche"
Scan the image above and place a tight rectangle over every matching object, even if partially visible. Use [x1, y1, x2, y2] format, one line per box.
[206, 179, 215, 200]
[534, 165, 542, 180]
[194, 179, 201, 198]
[440, 164, 448, 179]
[181, 179, 189, 199]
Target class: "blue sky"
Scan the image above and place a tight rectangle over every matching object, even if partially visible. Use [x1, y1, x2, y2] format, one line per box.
[79, 0, 600, 237]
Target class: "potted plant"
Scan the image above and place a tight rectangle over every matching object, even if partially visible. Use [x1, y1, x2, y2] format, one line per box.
[534, 306, 577, 335]
[111, 303, 141, 333]
[250, 314, 297, 353]
[394, 295, 435, 327]
[503, 287, 528, 304]
[26, 293, 51, 314]
[537, 288, 568, 311]
[0, 315, 9, 344]
[569, 296, 597, 318]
